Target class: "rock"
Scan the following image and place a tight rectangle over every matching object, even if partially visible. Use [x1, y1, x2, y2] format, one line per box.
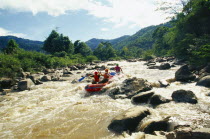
[166, 127, 210, 139]
[18, 79, 35, 91]
[108, 107, 151, 134]
[172, 89, 197, 104]
[147, 66, 160, 69]
[29, 74, 43, 85]
[132, 92, 154, 104]
[41, 75, 52, 81]
[159, 63, 171, 70]
[20, 72, 30, 78]
[70, 66, 79, 70]
[175, 65, 196, 82]
[109, 77, 152, 99]
[158, 80, 169, 87]
[43, 69, 55, 74]
[139, 118, 171, 134]
[149, 94, 171, 106]
[196, 75, 210, 87]
[206, 92, 210, 96]
[0, 78, 16, 90]
[2, 89, 11, 95]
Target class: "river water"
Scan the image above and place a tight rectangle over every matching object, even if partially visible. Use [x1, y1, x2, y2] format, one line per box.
[0, 61, 210, 138]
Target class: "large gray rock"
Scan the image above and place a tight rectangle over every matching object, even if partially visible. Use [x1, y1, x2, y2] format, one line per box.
[0, 78, 16, 90]
[41, 75, 52, 81]
[109, 77, 152, 99]
[159, 63, 171, 70]
[172, 89, 197, 104]
[132, 92, 154, 104]
[29, 74, 43, 85]
[149, 94, 171, 106]
[196, 75, 210, 87]
[166, 127, 210, 139]
[175, 65, 196, 82]
[108, 107, 150, 134]
[18, 79, 35, 91]
[139, 117, 171, 134]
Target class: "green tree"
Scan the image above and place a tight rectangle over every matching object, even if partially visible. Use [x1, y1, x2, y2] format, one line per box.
[74, 41, 92, 56]
[43, 30, 74, 54]
[4, 39, 19, 54]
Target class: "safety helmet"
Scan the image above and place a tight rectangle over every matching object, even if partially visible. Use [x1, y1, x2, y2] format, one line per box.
[105, 69, 109, 72]
[94, 72, 98, 75]
[116, 64, 119, 66]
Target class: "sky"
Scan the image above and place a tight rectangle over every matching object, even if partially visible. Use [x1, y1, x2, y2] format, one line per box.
[0, 0, 175, 42]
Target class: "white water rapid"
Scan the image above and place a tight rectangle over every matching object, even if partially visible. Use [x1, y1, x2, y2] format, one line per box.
[0, 61, 210, 138]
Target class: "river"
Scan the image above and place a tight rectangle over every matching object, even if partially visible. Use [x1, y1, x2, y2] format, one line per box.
[0, 61, 210, 138]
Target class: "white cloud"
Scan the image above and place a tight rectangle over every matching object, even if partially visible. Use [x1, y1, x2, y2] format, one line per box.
[101, 28, 109, 31]
[0, 0, 172, 28]
[0, 27, 26, 37]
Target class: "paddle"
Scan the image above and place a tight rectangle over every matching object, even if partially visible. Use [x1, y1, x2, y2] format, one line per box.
[78, 76, 87, 82]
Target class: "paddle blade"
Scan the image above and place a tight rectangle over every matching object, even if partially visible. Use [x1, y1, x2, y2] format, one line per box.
[78, 76, 86, 82]
[109, 72, 116, 76]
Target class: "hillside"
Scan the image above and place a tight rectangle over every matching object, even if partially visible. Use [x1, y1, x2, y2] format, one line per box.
[86, 35, 130, 50]
[86, 22, 171, 50]
[0, 36, 43, 52]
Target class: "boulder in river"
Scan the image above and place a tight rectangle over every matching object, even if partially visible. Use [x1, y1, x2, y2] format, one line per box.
[0, 78, 16, 90]
[172, 89, 198, 104]
[41, 75, 52, 81]
[18, 79, 35, 91]
[175, 65, 196, 82]
[109, 77, 152, 99]
[159, 63, 171, 70]
[149, 94, 171, 106]
[196, 75, 210, 87]
[165, 127, 210, 139]
[108, 107, 150, 134]
[132, 92, 154, 104]
[139, 117, 172, 134]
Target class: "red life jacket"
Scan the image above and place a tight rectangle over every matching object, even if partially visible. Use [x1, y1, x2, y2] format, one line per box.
[94, 74, 100, 82]
[115, 66, 120, 72]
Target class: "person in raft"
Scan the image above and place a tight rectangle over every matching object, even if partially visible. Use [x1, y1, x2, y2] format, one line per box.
[99, 69, 110, 83]
[92, 71, 100, 84]
[115, 64, 123, 74]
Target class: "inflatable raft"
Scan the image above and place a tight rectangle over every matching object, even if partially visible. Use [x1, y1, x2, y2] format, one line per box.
[85, 72, 116, 93]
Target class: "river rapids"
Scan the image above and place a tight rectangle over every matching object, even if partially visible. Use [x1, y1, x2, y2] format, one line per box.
[0, 61, 210, 138]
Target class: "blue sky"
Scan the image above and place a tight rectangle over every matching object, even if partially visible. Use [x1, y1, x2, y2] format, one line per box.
[0, 0, 174, 42]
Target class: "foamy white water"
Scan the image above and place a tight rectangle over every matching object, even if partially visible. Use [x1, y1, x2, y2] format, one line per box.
[0, 61, 210, 138]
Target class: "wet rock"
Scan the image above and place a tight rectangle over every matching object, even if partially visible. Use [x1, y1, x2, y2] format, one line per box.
[149, 94, 171, 106]
[147, 65, 160, 69]
[196, 75, 210, 87]
[41, 75, 52, 81]
[200, 63, 210, 74]
[109, 77, 152, 99]
[0, 78, 16, 90]
[155, 57, 167, 63]
[70, 66, 79, 71]
[175, 65, 196, 82]
[43, 69, 55, 74]
[158, 80, 169, 87]
[29, 74, 43, 85]
[132, 92, 154, 104]
[20, 72, 30, 78]
[159, 63, 171, 70]
[18, 79, 35, 91]
[139, 117, 171, 134]
[172, 89, 197, 104]
[108, 107, 150, 134]
[165, 127, 210, 139]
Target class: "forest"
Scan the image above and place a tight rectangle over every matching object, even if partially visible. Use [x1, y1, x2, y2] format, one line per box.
[0, 0, 209, 78]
